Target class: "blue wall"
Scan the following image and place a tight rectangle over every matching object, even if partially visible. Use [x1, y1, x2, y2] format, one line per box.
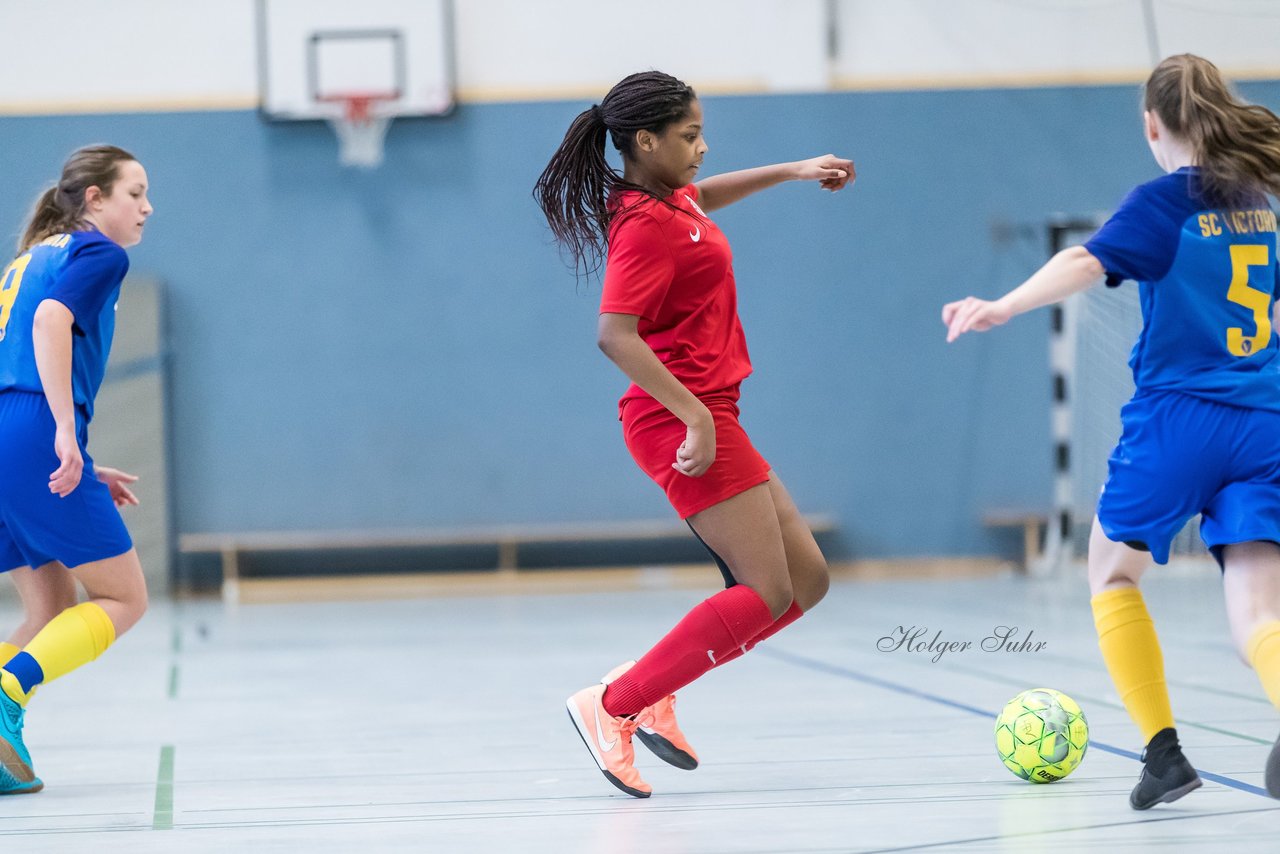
[2, 81, 1276, 558]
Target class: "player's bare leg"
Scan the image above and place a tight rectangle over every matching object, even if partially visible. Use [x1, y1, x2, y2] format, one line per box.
[0, 564, 75, 794]
[688, 482, 794, 619]
[1222, 540, 1280, 798]
[0, 549, 147, 794]
[766, 472, 829, 613]
[5, 565, 78, 651]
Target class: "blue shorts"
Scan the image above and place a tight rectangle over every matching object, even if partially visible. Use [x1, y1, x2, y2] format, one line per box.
[0, 390, 132, 572]
[1097, 390, 1280, 566]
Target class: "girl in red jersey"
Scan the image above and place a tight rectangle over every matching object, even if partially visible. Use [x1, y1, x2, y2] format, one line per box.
[534, 71, 854, 797]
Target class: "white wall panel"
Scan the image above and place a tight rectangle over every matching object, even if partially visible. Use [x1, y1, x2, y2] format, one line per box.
[0, 0, 257, 111]
[1155, 0, 1280, 72]
[834, 0, 1152, 85]
[452, 0, 830, 99]
[0, 0, 1276, 114]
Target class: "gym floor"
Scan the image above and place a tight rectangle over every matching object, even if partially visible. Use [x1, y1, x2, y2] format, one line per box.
[2, 563, 1278, 851]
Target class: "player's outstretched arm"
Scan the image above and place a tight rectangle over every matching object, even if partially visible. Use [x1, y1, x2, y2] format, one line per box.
[943, 246, 1104, 343]
[695, 154, 854, 213]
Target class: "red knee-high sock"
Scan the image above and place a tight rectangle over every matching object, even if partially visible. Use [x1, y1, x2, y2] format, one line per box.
[710, 600, 804, 668]
[602, 585, 774, 717]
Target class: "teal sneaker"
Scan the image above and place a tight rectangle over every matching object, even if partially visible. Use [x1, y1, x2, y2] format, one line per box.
[0, 689, 36, 789]
[0, 775, 42, 795]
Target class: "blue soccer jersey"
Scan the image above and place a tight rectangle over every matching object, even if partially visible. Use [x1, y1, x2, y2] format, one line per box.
[0, 230, 129, 422]
[1084, 167, 1280, 411]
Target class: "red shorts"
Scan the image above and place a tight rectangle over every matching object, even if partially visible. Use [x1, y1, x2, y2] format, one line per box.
[620, 389, 771, 519]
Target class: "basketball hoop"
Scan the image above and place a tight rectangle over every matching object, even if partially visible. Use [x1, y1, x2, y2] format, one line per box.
[323, 93, 395, 169]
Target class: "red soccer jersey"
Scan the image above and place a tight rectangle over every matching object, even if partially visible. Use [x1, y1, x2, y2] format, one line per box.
[600, 184, 752, 404]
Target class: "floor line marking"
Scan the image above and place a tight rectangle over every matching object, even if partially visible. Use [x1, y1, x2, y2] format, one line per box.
[153, 745, 175, 830]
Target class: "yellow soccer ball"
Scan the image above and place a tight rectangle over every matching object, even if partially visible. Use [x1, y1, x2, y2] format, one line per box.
[994, 688, 1089, 783]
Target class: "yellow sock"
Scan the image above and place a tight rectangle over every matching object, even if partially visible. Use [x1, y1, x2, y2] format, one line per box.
[1247, 620, 1280, 710]
[0, 603, 116, 707]
[1091, 586, 1175, 743]
[0, 642, 18, 667]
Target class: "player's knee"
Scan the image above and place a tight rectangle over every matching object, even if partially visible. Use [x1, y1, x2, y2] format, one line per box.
[1087, 519, 1151, 594]
[752, 581, 794, 620]
[25, 590, 76, 627]
[24, 604, 61, 628]
[127, 588, 150, 631]
[794, 559, 830, 611]
[112, 582, 149, 637]
[1087, 569, 1125, 596]
[1087, 561, 1141, 595]
[1087, 547, 1146, 594]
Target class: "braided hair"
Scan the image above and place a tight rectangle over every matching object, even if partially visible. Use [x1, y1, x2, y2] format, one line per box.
[533, 71, 697, 277]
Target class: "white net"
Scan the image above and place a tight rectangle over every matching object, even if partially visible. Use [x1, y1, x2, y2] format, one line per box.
[326, 96, 392, 169]
[329, 115, 390, 168]
[1065, 280, 1207, 560]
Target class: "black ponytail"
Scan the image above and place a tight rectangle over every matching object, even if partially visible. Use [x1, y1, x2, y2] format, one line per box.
[533, 71, 696, 277]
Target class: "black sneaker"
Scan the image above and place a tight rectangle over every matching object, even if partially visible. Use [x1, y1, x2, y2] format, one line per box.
[1130, 728, 1202, 810]
[1265, 731, 1280, 798]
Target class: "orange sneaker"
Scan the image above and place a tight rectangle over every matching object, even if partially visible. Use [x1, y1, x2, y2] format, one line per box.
[602, 661, 699, 770]
[566, 683, 651, 798]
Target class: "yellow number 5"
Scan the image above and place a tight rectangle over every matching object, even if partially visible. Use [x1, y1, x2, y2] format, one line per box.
[1226, 244, 1273, 357]
[0, 254, 33, 343]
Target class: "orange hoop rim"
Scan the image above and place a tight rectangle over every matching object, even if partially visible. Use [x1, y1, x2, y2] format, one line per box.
[316, 91, 399, 122]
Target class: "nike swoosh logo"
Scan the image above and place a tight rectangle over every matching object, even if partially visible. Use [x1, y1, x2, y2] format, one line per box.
[689, 227, 701, 242]
[593, 702, 617, 752]
[706, 649, 716, 664]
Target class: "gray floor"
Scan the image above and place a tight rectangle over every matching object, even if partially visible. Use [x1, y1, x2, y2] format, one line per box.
[2, 565, 1280, 852]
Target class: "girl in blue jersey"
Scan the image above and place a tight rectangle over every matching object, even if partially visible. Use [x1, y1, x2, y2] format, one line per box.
[944, 55, 1280, 809]
[0, 145, 153, 794]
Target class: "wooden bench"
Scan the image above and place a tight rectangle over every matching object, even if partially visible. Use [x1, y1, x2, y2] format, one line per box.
[981, 509, 1049, 572]
[180, 515, 836, 603]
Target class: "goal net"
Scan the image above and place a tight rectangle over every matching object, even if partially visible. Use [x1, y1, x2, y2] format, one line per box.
[1045, 220, 1208, 571]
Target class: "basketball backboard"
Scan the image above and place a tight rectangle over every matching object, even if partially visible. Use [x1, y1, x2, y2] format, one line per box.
[256, 0, 454, 122]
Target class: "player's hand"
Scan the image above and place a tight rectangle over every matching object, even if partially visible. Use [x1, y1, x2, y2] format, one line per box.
[49, 424, 83, 497]
[794, 154, 855, 191]
[942, 296, 1014, 342]
[96, 466, 140, 507]
[673, 418, 716, 478]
